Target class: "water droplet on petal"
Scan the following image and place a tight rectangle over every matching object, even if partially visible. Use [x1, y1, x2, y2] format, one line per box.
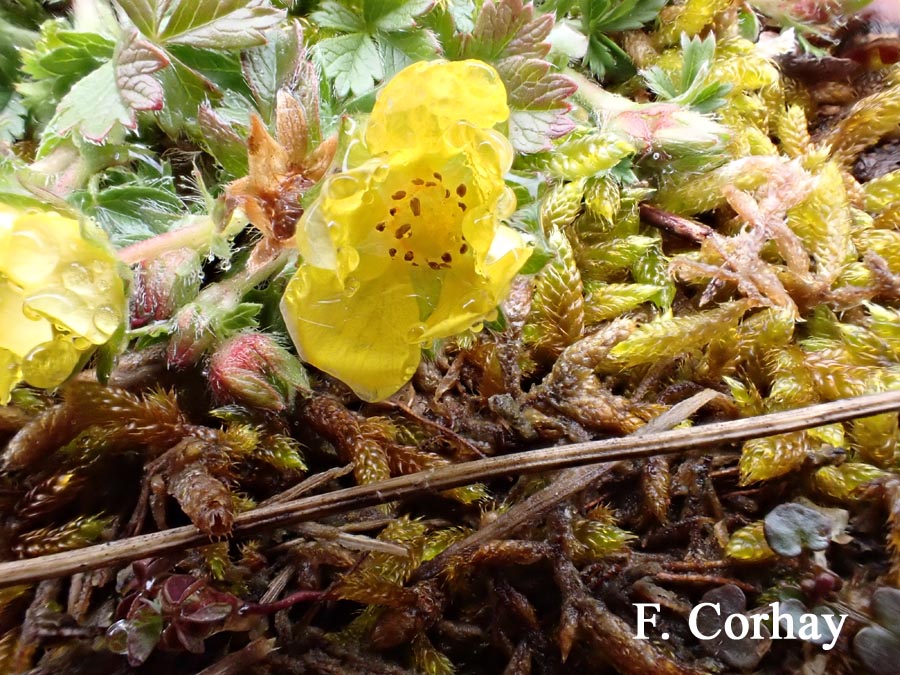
[344, 277, 360, 297]
[24, 289, 93, 338]
[329, 174, 360, 199]
[21, 339, 79, 388]
[61, 262, 92, 294]
[407, 324, 426, 342]
[93, 305, 121, 336]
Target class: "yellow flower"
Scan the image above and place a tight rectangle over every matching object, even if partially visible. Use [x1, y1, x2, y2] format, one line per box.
[0, 205, 126, 403]
[280, 60, 531, 401]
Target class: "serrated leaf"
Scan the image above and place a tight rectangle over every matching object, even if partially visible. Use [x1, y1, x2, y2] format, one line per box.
[312, 0, 438, 98]
[454, 0, 575, 152]
[159, 0, 283, 49]
[584, 0, 666, 32]
[48, 64, 129, 141]
[310, 0, 366, 31]
[316, 33, 383, 98]
[579, 0, 664, 79]
[114, 0, 168, 38]
[585, 32, 635, 80]
[73, 183, 184, 247]
[380, 29, 440, 73]
[154, 57, 217, 137]
[0, 94, 26, 143]
[218, 302, 263, 335]
[198, 104, 248, 176]
[241, 21, 309, 123]
[366, 0, 434, 32]
[499, 57, 575, 152]
[115, 30, 168, 111]
[47, 30, 168, 141]
[462, 0, 549, 60]
[447, 0, 476, 32]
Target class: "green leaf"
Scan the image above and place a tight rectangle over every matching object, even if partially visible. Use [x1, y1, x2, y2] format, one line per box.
[166, 43, 248, 94]
[114, 0, 167, 38]
[312, 0, 437, 98]
[583, 0, 665, 33]
[379, 30, 440, 73]
[579, 0, 665, 80]
[461, 0, 551, 61]
[154, 57, 218, 137]
[641, 33, 731, 113]
[498, 54, 576, 153]
[47, 31, 168, 141]
[72, 181, 184, 247]
[198, 103, 248, 176]
[366, 0, 434, 32]
[316, 33, 383, 98]
[0, 94, 26, 143]
[170, 0, 283, 49]
[241, 21, 309, 123]
[585, 32, 634, 80]
[310, 0, 366, 32]
[116, 0, 283, 49]
[218, 302, 263, 335]
[17, 21, 115, 122]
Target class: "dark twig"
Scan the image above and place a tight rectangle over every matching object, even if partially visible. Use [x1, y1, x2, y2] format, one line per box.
[1, 389, 899, 586]
[640, 203, 714, 243]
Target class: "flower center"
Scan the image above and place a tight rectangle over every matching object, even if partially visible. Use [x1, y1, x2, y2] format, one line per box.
[373, 172, 472, 270]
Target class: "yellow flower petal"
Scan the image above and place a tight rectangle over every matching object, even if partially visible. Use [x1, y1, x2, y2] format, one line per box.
[281, 264, 421, 401]
[281, 60, 530, 401]
[0, 205, 126, 402]
[366, 60, 510, 155]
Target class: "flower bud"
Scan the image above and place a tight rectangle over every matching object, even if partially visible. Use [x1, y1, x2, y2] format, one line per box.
[131, 248, 202, 328]
[207, 332, 309, 411]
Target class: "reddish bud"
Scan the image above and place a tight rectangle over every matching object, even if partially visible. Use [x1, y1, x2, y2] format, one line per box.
[207, 332, 309, 411]
[131, 248, 202, 328]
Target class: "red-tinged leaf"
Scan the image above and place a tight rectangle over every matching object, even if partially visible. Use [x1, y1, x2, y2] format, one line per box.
[464, 0, 549, 60]
[456, 0, 575, 152]
[116, 31, 168, 112]
[500, 56, 575, 109]
[48, 30, 169, 141]
[505, 11, 553, 58]
[497, 55, 576, 152]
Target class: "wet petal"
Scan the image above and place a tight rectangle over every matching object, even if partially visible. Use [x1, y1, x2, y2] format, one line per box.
[366, 60, 509, 155]
[281, 265, 422, 401]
